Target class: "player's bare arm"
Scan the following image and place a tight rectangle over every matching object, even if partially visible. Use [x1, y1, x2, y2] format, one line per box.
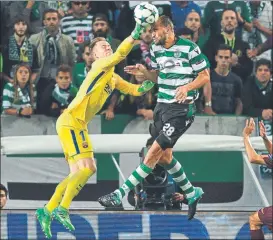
[243, 118, 266, 165]
[175, 68, 210, 103]
[124, 64, 159, 83]
[259, 121, 272, 154]
[114, 73, 154, 96]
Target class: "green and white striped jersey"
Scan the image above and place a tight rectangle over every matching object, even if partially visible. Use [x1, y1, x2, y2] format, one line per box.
[2, 83, 37, 111]
[150, 37, 210, 103]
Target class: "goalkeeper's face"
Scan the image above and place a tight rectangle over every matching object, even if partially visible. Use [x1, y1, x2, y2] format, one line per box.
[93, 40, 113, 59]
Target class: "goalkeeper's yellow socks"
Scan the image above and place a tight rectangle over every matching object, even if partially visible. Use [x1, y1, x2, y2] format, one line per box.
[59, 168, 93, 209]
[45, 174, 72, 213]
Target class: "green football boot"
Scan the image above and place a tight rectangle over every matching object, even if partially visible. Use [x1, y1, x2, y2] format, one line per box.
[52, 206, 75, 231]
[187, 187, 204, 220]
[35, 207, 52, 239]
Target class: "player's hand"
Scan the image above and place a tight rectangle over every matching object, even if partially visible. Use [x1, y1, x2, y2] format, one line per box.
[175, 85, 188, 103]
[124, 64, 147, 76]
[259, 121, 268, 139]
[138, 80, 155, 93]
[131, 23, 146, 40]
[243, 118, 255, 137]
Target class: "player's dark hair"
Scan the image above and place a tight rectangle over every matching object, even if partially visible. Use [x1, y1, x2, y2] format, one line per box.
[43, 9, 60, 20]
[56, 64, 72, 77]
[157, 15, 174, 29]
[216, 44, 232, 56]
[0, 184, 8, 197]
[255, 58, 272, 72]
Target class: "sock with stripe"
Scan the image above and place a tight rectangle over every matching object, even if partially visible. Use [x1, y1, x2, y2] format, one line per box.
[165, 157, 195, 199]
[60, 168, 94, 209]
[114, 163, 153, 199]
[45, 174, 72, 213]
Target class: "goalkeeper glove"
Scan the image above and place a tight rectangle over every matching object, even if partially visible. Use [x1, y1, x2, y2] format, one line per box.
[138, 80, 155, 93]
[131, 23, 145, 40]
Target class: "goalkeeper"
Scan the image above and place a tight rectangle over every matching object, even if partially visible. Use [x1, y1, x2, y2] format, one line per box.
[35, 23, 153, 239]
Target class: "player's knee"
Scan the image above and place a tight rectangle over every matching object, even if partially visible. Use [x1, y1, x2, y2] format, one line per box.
[159, 149, 173, 165]
[156, 131, 172, 150]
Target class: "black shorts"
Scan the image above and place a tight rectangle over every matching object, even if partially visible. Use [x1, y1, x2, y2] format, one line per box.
[147, 102, 195, 148]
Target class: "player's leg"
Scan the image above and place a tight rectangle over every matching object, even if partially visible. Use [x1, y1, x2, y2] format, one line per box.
[159, 149, 203, 220]
[53, 127, 95, 231]
[35, 121, 78, 239]
[158, 103, 203, 219]
[98, 104, 165, 207]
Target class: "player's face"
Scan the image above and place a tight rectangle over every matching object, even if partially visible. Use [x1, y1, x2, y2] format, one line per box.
[0, 190, 7, 209]
[215, 50, 232, 69]
[93, 20, 108, 38]
[185, 12, 201, 33]
[141, 26, 153, 45]
[152, 23, 168, 46]
[256, 65, 271, 84]
[14, 21, 27, 37]
[16, 66, 30, 84]
[56, 71, 72, 89]
[43, 13, 60, 32]
[93, 40, 113, 59]
[82, 46, 93, 67]
[221, 11, 238, 34]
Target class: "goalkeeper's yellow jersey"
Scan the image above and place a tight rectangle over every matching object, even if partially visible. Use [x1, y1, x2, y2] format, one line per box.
[65, 38, 142, 124]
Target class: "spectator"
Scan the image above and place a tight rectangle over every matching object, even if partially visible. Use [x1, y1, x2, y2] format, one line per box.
[61, 1, 93, 55]
[203, 1, 252, 38]
[242, 58, 272, 120]
[1, 1, 49, 43]
[139, 26, 153, 68]
[184, 11, 210, 51]
[73, 41, 92, 89]
[2, 63, 36, 117]
[29, 9, 76, 114]
[204, 44, 243, 115]
[92, 13, 127, 79]
[2, 16, 38, 84]
[0, 184, 8, 209]
[176, 27, 194, 41]
[245, 1, 272, 60]
[203, 9, 253, 82]
[40, 65, 78, 117]
[121, 72, 157, 120]
[171, 1, 201, 30]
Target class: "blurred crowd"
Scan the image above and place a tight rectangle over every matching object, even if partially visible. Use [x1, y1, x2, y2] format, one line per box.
[0, 1, 272, 121]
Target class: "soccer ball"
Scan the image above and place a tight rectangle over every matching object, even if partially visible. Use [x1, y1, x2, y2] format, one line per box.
[134, 2, 159, 27]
